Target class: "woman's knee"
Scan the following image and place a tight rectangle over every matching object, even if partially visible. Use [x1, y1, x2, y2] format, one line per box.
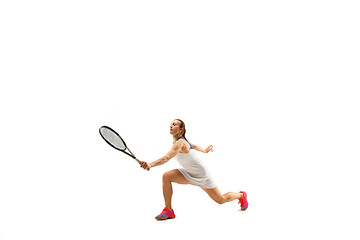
[163, 169, 190, 185]
[210, 194, 226, 204]
[215, 197, 226, 204]
[203, 187, 226, 204]
[162, 171, 173, 183]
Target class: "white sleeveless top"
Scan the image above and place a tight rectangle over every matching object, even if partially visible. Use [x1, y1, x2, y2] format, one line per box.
[175, 149, 216, 189]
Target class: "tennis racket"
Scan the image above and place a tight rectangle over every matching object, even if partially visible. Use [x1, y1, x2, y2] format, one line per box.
[99, 126, 149, 171]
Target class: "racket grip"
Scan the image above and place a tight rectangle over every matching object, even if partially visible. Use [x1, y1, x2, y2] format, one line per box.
[135, 158, 150, 171]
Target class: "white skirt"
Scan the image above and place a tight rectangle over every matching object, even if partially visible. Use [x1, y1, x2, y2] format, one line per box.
[175, 150, 216, 189]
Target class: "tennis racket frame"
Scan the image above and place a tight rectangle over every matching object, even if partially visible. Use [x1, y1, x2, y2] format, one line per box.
[99, 126, 147, 170]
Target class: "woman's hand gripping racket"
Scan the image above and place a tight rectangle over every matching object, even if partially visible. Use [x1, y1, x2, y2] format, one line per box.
[99, 126, 149, 171]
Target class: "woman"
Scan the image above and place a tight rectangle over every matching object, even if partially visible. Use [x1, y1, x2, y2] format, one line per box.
[139, 119, 248, 220]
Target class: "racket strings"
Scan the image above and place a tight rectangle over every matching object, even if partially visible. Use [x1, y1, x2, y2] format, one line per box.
[100, 127, 126, 151]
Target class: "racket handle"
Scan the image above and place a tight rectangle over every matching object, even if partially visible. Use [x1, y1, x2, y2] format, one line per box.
[135, 158, 150, 171]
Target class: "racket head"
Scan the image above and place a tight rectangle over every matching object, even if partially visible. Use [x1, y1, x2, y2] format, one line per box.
[99, 126, 127, 151]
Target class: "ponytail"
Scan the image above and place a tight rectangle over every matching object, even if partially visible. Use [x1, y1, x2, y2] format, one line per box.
[175, 119, 189, 143]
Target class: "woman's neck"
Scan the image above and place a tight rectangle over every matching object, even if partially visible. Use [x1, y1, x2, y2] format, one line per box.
[173, 134, 182, 142]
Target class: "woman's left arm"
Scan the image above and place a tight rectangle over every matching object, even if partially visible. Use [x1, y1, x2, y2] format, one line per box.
[192, 144, 213, 153]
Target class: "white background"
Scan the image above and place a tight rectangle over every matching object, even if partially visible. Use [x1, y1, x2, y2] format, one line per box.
[1, 0, 359, 239]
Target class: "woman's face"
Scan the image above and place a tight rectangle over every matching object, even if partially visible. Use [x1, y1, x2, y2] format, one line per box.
[170, 120, 182, 136]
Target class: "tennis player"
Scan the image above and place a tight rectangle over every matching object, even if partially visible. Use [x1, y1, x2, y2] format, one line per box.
[139, 119, 248, 220]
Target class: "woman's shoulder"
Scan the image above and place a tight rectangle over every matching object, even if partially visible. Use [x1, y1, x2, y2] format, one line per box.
[173, 138, 187, 148]
[175, 138, 187, 145]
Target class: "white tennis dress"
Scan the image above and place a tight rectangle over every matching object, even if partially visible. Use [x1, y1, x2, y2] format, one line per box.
[175, 137, 216, 189]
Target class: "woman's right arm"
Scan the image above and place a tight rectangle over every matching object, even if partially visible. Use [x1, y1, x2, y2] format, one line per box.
[139, 140, 183, 170]
[149, 141, 183, 168]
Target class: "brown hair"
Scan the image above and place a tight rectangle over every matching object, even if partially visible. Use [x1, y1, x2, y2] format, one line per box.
[175, 119, 189, 142]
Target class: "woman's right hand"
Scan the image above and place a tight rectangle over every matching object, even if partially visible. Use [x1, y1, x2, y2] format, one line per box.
[139, 161, 150, 170]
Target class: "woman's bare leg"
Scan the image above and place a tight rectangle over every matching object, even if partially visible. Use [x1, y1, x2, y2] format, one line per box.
[162, 169, 191, 209]
[202, 186, 243, 204]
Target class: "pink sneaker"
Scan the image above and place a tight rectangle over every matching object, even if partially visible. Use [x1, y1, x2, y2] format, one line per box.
[155, 207, 176, 220]
[238, 191, 248, 211]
